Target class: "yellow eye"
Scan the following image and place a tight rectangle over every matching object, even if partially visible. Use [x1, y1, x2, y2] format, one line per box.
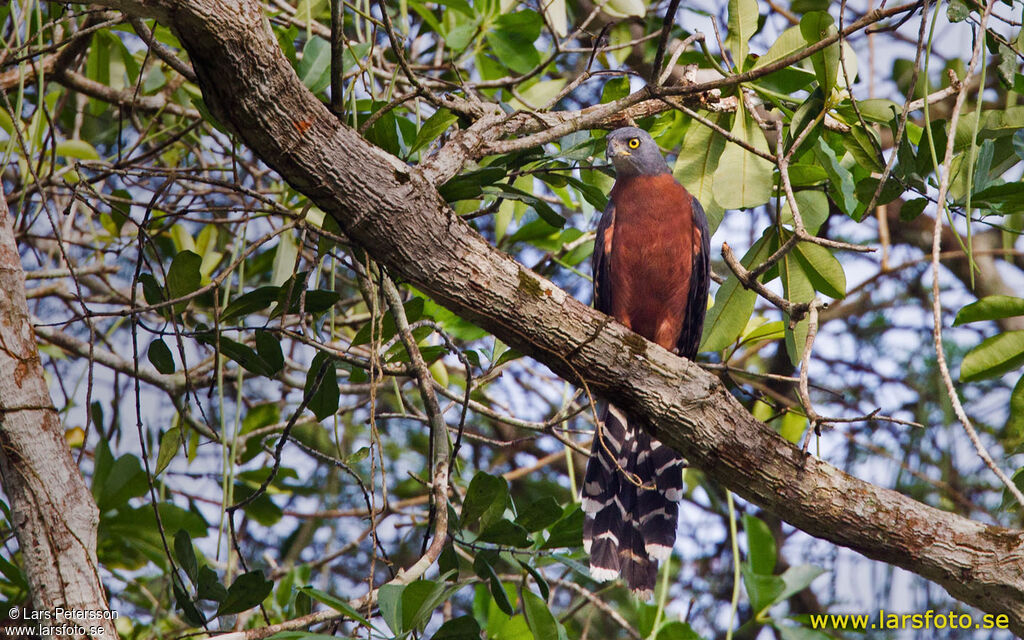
[628, 138, 641, 149]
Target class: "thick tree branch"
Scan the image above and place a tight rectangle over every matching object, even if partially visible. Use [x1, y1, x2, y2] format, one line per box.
[78, 0, 1024, 634]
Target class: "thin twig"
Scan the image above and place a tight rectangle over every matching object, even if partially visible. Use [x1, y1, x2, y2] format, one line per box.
[927, 0, 1024, 509]
[651, 0, 683, 85]
[798, 301, 824, 452]
[128, 16, 197, 82]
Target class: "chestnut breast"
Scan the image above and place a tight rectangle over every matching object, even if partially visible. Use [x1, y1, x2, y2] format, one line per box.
[607, 174, 697, 351]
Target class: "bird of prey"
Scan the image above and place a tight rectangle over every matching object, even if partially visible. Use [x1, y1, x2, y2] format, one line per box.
[582, 126, 711, 598]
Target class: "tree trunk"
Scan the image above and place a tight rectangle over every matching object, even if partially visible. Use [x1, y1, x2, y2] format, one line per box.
[0, 186, 118, 637]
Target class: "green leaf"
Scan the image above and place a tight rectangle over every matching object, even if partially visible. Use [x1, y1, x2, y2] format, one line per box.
[789, 91, 825, 159]
[432, 615, 482, 640]
[855, 176, 903, 208]
[479, 519, 532, 547]
[342, 42, 372, 74]
[780, 189, 828, 234]
[401, 580, 453, 633]
[786, 164, 828, 186]
[55, 139, 100, 161]
[761, 69, 818, 97]
[700, 230, 775, 351]
[0, 552, 26, 593]
[968, 182, 1024, 214]
[273, 276, 341, 318]
[742, 566, 785, 614]
[727, 0, 759, 71]
[255, 330, 284, 375]
[601, 77, 630, 104]
[93, 449, 148, 512]
[100, 502, 208, 571]
[378, 583, 405, 635]
[486, 11, 542, 74]
[411, 108, 459, 156]
[1013, 129, 1024, 161]
[299, 586, 377, 629]
[439, 166, 506, 201]
[473, 554, 514, 616]
[140, 272, 163, 305]
[779, 410, 807, 443]
[352, 297, 425, 346]
[955, 295, 1024, 326]
[540, 504, 583, 549]
[856, 98, 901, 123]
[461, 472, 508, 528]
[166, 250, 202, 312]
[271, 229, 300, 287]
[844, 124, 883, 172]
[781, 239, 815, 365]
[800, 12, 839, 94]
[522, 589, 559, 640]
[601, 0, 645, 18]
[793, 242, 846, 299]
[197, 568, 227, 603]
[514, 496, 562, 532]
[674, 112, 726, 234]
[173, 579, 206, 626]
[148, 338, 175, 374]
[511, 78, 567, 110]
[739, 320, 785, 347]
[86, 31, 112, 116]
[776, 564, 826, 603]
[221, 286, 280, 324]
[1000, 467, 1024, 512]
[304, 351, 340, 420]
[195, 331, 280, 377]
[960, 330, 1024, 382]
[899, 197, 928, 221]
[298, 36, 331, 94]
[998, 42, 1017, 89]
[713, 106, 773, 210]
[215, 570, 273, 617]
[655, 621, 701, 640]
[813, 139, 858, 217]
[751, 25, 804, 70]
[516, 559, 550, 600]
[1006, 374, 1024, 442]
[439, 541, 460, 579]
[173, 529, 198, 584]
[947, 0, 969, 21]
[791, 0, 830, 12]
[156, 427, 183, 476]
[485, 182, 565, 228]
[742, 514, 776, 575]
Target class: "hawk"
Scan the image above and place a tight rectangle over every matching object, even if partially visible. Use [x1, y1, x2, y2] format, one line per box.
[582, 127, 711, 598]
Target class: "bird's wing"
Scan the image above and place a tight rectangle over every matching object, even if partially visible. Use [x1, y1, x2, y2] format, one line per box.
[676, 195, 711, 359]
[592, 200, 616, 316]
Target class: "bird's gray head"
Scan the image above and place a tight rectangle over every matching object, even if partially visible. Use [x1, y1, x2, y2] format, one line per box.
[606, 127, 670, 177]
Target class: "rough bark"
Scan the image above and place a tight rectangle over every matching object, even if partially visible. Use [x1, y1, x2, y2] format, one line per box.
[0, 187, 118, 635]
[72, 0, 1024, 633]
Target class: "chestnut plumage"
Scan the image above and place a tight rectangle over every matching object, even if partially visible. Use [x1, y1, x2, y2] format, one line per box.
[582, 127, 710, 597]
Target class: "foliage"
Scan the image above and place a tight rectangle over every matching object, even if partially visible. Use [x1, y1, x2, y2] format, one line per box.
[1, 0, 1023, 638]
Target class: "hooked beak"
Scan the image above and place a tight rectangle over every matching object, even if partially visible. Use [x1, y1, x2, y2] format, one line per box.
[607, 138, 631, 159]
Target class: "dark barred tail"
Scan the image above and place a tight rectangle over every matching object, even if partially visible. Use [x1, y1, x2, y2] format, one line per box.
[581, 404, 684, 598]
